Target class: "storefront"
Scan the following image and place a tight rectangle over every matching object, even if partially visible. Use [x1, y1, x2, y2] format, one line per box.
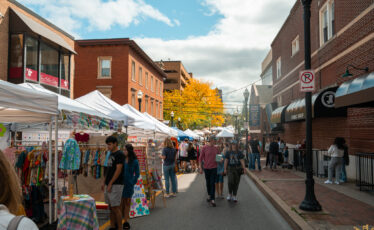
[7, 8, 75, 97]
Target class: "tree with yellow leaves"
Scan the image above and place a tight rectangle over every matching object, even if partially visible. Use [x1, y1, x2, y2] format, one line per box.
[163, 79, 224, 129]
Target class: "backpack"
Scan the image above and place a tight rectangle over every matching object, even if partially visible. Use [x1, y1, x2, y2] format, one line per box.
[7, 216, 24, 230]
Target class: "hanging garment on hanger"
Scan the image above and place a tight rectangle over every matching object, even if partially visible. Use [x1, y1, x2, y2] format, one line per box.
[74, 132, 90, 143]
[59, 138, 81, 170]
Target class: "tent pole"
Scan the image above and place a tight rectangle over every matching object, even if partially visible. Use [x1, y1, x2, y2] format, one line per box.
[48, 119, 52, 224]
[54, 115, 58, 221]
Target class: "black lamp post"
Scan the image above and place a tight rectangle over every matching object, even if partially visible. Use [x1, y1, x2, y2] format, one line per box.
[170, 111, 174, 127]
[244, 88, 249, 154]
[299, 0, 322, 212]
[137, 90, 143, 111]
[234, 110, 239, 141]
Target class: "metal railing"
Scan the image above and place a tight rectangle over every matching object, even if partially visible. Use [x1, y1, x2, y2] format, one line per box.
[289, 148, 329, 178]
[355, 153, 374, 191]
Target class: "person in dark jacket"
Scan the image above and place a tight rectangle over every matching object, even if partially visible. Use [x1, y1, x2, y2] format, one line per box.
[121, 144, 140, 230]
[161, 138, 178, 197]
[269, 137, 279, 170]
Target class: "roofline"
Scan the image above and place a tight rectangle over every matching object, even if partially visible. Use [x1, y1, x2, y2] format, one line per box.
[76, 38, 168, 79]
[270, 1, 299, 47]
[9, 0, 75, 40]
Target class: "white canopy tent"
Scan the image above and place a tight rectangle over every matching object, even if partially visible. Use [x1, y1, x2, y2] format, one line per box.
[143, 112, 178, 137]
[184, 129, 201, 140]
[216, 128, 234, 138]
[0, 80, 58, 224]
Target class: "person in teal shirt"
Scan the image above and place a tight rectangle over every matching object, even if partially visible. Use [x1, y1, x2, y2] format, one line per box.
[121, 144, 140, 230]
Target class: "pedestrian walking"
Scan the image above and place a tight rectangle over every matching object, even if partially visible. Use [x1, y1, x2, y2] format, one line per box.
[179, 138, 189, 173]
[278, 139, 285, 164]
[215, 143, 227, 199]
[199, 137, 220, 207]
[188, 142, 198, 172]
[269, 137, 279, 170]
[193, 139, 201, 170]
[249, 135, 261, 171]
[224, 141, 246, 202]
[161, 138, 178, 197]
[120, 144, 140, 230]
[264, 138, 270, 168]
[0, 150, 38, 230]
[102, 136, 125, 230]
[325, 137, 345, 185]
[284, 146, 289, 164]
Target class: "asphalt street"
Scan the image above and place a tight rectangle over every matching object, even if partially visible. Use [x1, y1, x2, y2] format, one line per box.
[129, 173, 292, 230]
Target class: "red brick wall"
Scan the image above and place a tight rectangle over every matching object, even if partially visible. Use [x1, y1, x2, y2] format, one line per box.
[348, 107, 374, 153]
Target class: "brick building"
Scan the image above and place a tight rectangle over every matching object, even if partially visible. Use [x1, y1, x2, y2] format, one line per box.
[269, 1, 374, 178]
[74, 38, 166, 120]
[156, 60, 192, 92]
[0, 0, 76, 97]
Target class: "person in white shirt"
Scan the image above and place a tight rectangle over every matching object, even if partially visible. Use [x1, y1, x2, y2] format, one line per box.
[0, 151, 38, 230]
[179, 139, 190, 173]
[325, 137, 345, 185]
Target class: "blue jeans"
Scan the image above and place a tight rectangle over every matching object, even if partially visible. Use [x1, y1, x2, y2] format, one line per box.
[340, 159, 347, 182]
[251, 153, 261, 170]
[204, 168, 217, 201]
[248, 153, 255, 170]
[163, 164, 177, 194]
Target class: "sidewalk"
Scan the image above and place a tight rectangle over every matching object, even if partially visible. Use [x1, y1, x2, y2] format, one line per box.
[246, 160, 374, 230]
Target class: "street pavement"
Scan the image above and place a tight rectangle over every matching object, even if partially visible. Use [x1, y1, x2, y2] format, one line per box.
[128, 173, 292, 230]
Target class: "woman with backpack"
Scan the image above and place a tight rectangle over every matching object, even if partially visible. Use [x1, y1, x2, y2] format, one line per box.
[325, 137, 345, 185]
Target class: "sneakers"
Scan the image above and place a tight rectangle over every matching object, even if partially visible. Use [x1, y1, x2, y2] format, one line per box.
[226, 194, 232, 201]
[324, 180, 333, 184]
[232, 196, 238, 203]
[334, 181, 340, 185]
[164, 193, 170, 198]
[170, 193, 177, 197]
[210, 200, 216, 207]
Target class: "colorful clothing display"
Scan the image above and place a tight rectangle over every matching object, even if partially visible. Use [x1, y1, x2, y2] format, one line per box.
[59, 138, 81, 170]
[3, 147, 16, 165]
[74, 133, 90, 143]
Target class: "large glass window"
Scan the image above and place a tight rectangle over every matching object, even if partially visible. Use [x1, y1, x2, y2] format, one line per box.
[98, 57, 111, 78]
[8, 34, 23, 83]
[40, 42, 59, 87]
[25, 37, 38, 82]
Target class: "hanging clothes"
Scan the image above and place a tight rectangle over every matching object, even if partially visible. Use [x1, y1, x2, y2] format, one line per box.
[59, 138, 81, 170]
[75, 132, 90, 143]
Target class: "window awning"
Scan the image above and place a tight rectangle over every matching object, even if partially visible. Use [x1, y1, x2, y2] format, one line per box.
[10, 8, 76, 54]
[335, 72, 374, 108]
[271, 105, 288, 124]
[285, 87, 346, 122]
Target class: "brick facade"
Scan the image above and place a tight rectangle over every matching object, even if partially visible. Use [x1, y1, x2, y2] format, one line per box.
[271, 1, 374, 153]
[74, 39, 165, 120]
[0, 0, 76, 96]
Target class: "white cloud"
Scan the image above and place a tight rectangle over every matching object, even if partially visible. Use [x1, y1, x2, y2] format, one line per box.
[135, 0, 295, 111]
[18, 0, 177, 34]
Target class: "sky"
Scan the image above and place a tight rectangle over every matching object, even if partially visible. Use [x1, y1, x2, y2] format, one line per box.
[19, 0, 295, 112]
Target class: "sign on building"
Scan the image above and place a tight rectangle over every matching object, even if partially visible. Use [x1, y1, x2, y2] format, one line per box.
[300, 70, 315, 92]
[249, 104, 260, 127]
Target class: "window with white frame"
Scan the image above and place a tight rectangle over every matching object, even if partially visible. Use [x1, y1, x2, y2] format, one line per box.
[276, 57, 281, 78]
[319, 0, 335, 46]
[139, 67, 143, 85]
[145, 98, 148, 112]
[98, 57, 111, 78]
[156, 102, 158, 118]
[155, 79, 158, 95]
[291, 35, 299, 56]
[131, 61, 136, 81]
[151, 76, 154, 91]
[145, 72, 149, 89]
[159, 82, 162, 96]
[159, 103, 162, 118]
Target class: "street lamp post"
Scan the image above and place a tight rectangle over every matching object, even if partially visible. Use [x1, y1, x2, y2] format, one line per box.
[234, 110, 239, 141]
[299, 0, 322, 212]
[137, 90, 143, 112]
[244, 88, 249, 155]
[170, 111, 174, 127]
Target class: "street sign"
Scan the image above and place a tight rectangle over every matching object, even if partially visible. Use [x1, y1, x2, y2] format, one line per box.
[249, 104, 260, 127]
[300, 70, 315, 92]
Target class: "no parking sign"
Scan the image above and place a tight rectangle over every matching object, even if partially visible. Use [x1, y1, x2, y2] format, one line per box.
[300, 70, 315, 92]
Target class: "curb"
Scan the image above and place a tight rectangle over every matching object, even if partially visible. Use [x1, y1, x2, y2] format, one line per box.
[245, 168, 314, 230]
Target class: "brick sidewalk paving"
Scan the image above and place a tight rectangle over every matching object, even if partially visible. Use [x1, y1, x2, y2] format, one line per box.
[249, 167, 374, 229]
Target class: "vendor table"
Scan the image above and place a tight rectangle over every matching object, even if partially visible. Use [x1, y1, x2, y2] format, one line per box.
[57, 194, 99, 230]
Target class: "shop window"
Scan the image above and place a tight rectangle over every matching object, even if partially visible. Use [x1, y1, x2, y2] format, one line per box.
[25, 37, 38, 82]
[291, 35, 299, 56]
[40, 42, 59, 87]
[8, 34, 23, 83]
[42, 83, 59, 94]
[139, 67, 143, 85]
[98, 57, 111, 78]
[319, 0, 335, 46]
[61, 54, 70, 90]
[131, 61, 136, 81]
[145, 72, 149, 89]
[276, 57, 281, 79]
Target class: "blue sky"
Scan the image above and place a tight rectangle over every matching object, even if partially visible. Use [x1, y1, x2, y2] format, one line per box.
[19, 0, 294, 111]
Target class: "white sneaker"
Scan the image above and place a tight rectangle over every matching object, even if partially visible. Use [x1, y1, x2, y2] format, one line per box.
[334, 181, 340, 185]
[164, 194, 170, 198]
[226, 194, 232, 201]
[233, 196, 238, 203]
[324, 180, 333, 184]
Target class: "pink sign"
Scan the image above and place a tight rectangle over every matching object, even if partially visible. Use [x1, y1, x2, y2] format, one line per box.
[25, 68, 38, 81]
[40, 72, 58, 87]
[61, 79, 69, 89]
